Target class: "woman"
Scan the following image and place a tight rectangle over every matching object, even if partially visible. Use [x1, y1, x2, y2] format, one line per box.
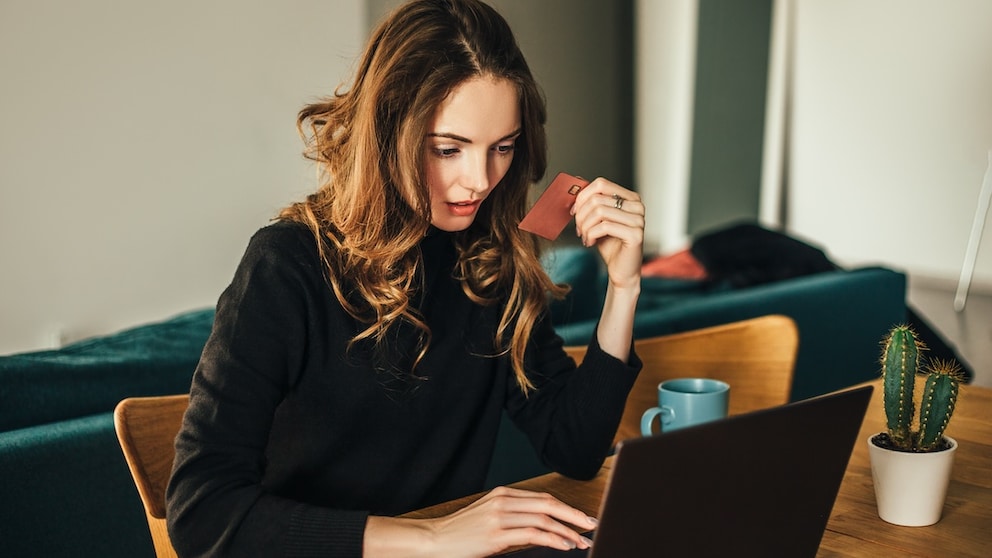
[166, 0, 645, 556]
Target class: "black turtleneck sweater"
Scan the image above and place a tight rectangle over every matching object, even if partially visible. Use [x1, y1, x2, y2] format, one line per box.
[166, 221, 640, 557]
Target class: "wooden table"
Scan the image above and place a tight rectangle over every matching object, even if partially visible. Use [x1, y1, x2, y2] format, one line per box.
[819, 380, 991, 557]
[406, 380, 992, 556]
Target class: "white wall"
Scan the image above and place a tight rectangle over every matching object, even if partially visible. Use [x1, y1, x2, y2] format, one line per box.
[0, 1, 364, 354]
[788, 0, 992, 288]
[635, 0, 699, 255]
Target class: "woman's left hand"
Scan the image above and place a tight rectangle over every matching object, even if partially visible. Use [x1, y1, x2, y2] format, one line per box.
[571, 177, 645, 290]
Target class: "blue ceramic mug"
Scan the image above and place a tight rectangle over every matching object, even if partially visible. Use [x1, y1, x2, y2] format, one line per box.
[640, 378, 730, 435]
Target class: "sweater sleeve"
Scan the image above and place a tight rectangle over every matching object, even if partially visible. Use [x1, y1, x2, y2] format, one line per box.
[504, 314, 642, 480]
[166, 225, 368, 557]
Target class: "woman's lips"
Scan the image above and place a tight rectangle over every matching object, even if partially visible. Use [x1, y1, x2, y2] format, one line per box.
[446, 200, 481, 217]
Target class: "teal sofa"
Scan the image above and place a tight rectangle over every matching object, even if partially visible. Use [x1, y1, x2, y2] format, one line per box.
[542, 246, 907, 402]
[0, 309, 214, 557]
[0, 248, 907, 557]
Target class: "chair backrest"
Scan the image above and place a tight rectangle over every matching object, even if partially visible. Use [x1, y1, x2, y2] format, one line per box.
[114, 394, 189, 558]
[564, 314, 798, 445]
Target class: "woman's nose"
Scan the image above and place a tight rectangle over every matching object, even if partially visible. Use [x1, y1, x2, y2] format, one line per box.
[462, 155, 490, 194]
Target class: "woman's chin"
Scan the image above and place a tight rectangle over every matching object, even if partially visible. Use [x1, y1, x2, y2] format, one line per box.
[430, 218, 475, 232]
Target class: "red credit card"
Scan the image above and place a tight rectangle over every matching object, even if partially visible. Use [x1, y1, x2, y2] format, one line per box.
[518, 172, 589, 240]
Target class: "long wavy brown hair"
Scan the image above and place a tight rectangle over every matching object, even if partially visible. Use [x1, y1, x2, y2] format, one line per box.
[279, 0, 568, 393]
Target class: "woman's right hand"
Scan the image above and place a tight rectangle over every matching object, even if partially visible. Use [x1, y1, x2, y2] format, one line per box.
[364, 486, 597, 557]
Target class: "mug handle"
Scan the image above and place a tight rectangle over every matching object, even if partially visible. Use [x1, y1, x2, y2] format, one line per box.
[641, 406, 675, 436]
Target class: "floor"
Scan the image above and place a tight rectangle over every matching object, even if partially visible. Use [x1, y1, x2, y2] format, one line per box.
[907, 276, 992, 389]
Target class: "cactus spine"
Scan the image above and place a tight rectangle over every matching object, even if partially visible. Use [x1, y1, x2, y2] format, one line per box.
[880, 325, 962, 452]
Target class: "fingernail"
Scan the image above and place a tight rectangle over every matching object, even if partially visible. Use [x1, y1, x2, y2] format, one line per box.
[587, 516, 599, 527]
[563, 539, 577, 550]
[581, 536, 594, 547]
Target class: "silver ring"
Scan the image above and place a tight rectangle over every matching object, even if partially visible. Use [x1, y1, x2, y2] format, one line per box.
[612, 193, 625, 210]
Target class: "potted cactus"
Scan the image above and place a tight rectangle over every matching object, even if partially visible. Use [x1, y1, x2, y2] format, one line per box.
[868, 325, 964, 526]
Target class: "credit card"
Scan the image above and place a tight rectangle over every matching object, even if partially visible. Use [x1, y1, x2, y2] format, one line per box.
[518, 172, 589, 240]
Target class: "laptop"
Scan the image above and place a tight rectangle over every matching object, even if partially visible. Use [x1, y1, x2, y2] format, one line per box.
[507, 385, 873, 558]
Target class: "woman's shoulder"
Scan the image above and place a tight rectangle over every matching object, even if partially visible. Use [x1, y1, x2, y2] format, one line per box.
[249, 219, 313, 248]
[242, 220, 319, 257]
[236, 220, 325, 275]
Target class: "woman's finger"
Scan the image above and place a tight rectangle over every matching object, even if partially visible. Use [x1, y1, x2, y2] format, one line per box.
[476, 487, 598, 531]
[571, 179, 644, 243]
[427, 487, 597, 556]
[575, 203, 645, 249]
[574, 197, 645, 234]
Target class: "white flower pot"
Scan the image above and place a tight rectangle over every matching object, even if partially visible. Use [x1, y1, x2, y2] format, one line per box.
[867, 434, 957, 527]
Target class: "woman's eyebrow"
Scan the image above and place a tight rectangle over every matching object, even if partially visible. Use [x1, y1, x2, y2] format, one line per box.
[427, 128, 522, 144]
[499, 129, 523, 141]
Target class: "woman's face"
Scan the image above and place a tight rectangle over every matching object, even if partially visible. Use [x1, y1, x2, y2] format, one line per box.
[423, 76, 521, 232]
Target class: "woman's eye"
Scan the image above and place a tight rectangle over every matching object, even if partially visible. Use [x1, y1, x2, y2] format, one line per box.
[495, 143, 515, 155]
[432, 147, 459, 158]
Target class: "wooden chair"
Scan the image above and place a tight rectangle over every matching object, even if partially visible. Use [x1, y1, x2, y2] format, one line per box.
[564, 314, 799, 445]
[114, 394, 189, 558]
